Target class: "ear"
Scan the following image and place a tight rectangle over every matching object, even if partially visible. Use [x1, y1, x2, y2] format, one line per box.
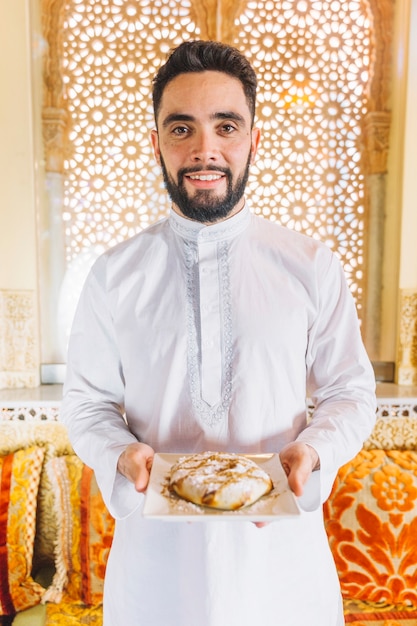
[151, 129, 161, 165]
[250, 127, 261, 164]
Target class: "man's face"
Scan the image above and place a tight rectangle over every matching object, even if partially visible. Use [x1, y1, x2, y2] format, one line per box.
[151, 71, 260, 224]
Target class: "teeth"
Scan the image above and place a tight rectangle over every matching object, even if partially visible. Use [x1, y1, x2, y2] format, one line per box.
[188, 174, 222, 181]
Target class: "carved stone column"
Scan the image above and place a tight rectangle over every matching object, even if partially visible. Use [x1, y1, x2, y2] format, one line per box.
[362, 110, 391, 361]
[38, 107, 68, 364]
[40, 0, 69, 365]
[397, 289, 417, 385]
[360, 0, 394, 364]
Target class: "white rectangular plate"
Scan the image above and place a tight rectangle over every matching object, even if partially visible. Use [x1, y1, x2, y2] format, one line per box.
[143, 452, 301, 521]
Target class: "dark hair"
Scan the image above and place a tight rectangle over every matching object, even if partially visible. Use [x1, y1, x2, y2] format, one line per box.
[152, 40, 257, 126]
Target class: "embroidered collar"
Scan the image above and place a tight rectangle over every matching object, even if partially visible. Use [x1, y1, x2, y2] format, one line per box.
[169, 202, 251, 243]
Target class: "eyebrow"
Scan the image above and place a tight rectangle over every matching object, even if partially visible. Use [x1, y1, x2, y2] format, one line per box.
[161, 111, 247, 128]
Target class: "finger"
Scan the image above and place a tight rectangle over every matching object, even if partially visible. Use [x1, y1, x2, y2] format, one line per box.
[287, 459, 311, 497]
[134, 464, 151, 493]
[254, 521, 269, 528]
[287, 470, 304, 497]
[281, 459, 290, 477]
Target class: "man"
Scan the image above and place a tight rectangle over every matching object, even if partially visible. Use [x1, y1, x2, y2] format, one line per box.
[61, 40, 376, 626]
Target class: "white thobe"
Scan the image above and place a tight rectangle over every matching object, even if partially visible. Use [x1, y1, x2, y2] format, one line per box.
[61, 204, 376, 626]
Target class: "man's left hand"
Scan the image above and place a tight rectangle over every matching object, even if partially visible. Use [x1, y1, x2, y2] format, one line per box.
[279, 442, 319, 497]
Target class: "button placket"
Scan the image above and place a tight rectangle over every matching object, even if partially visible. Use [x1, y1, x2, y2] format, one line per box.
[198, 237, 222, 407]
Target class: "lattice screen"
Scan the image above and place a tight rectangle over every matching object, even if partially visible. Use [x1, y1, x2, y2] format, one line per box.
[62, 0, 371, 317]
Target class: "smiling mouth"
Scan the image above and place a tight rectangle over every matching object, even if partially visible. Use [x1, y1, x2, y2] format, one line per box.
[186, 173, 224, 182]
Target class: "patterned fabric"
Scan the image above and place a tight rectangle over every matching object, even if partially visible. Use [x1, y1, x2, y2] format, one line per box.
[0, 421, 74, 573]
[0, 447, 45, 615]
[324, 449, 417, 609]
[45, 600, 103, 625]
[45, 455, 115, 606]
[343, 598, 417, 623]
[346, 616, 417, 626]
[364, 417, 417, 451]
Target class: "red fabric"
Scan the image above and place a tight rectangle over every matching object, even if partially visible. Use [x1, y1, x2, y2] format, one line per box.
[80, 465, 93, 605]
[0, 455, 15, 616]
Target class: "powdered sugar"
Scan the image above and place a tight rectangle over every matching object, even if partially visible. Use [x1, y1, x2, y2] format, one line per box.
[169, 451, 273, 510]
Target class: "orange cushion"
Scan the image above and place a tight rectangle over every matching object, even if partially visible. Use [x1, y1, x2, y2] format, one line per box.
[0, 447, 45, 615]
[45, 455, 115, 606]
[325, 449, 417, 608]
[345, 618, 417, 625]
[343, 597, 417, 623]
[45, 599, 103, 625]
[346, 617, 416, 626]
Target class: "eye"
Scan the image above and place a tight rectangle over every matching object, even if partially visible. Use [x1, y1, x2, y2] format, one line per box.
[221, 123, 237, 134]
[172, 126, 189, 136]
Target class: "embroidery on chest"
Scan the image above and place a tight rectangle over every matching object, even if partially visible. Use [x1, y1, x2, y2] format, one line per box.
[184, 240, 233, 427]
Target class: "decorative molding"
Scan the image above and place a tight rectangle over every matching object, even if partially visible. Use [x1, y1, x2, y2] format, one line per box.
[364, 0, 395, 179]
[0, 290, 40, 389]
[0, 405, 60, 421]
[41, 0, 67, 110]
[2, 398, 416, 426]
[189, 0, 218, 39]
[376, 400, 417, 420]
[397, 289, 417, 386]
[41, 0, 68, 174]
[362, 110, 391, 175]
[42, 106, 68, 174]
[190, 0, 247, 42]
[367, 0, 395, 114]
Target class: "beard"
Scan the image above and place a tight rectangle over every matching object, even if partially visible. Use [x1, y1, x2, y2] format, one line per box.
[159, 153, 251, 223]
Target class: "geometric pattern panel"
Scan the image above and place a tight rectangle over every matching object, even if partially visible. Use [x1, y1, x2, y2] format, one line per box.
[233, 0, 372, 316]
[62, 0, 372, 320]
[62, 0, 198, 260]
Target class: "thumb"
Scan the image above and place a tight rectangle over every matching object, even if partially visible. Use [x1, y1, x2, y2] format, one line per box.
[285, 457, 311, 497]
[134, 453, 154, 493]
[280, 443, 318, 497]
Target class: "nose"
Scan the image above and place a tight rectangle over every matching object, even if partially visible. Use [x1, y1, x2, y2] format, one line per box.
[190, 128, 219, 162]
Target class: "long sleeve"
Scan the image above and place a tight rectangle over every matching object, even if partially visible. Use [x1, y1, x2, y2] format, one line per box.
[297, 252, 376, 504]
[61, 255, 142, 519]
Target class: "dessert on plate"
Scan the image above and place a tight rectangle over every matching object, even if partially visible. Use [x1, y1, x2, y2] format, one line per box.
[169, 451, 274, 510]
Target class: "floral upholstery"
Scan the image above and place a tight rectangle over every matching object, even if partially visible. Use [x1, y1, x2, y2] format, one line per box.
[45, 455, 114, 608]
[0, 421, 74, 574]
[44, 601, 102, 625]
[3, 417, 417, 625]
[0, 447, 45, 616]
[324, 449, 417, 622]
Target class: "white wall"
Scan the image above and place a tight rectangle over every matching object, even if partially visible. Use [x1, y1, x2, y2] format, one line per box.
[0, 0, 38, 291]
[399, 0, 417, 289]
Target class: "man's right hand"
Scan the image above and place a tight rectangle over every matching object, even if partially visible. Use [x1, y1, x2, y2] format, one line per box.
[117, 442, 155, 493]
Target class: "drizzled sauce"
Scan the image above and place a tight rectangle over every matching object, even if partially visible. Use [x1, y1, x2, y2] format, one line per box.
[169, 451, 273, 510]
